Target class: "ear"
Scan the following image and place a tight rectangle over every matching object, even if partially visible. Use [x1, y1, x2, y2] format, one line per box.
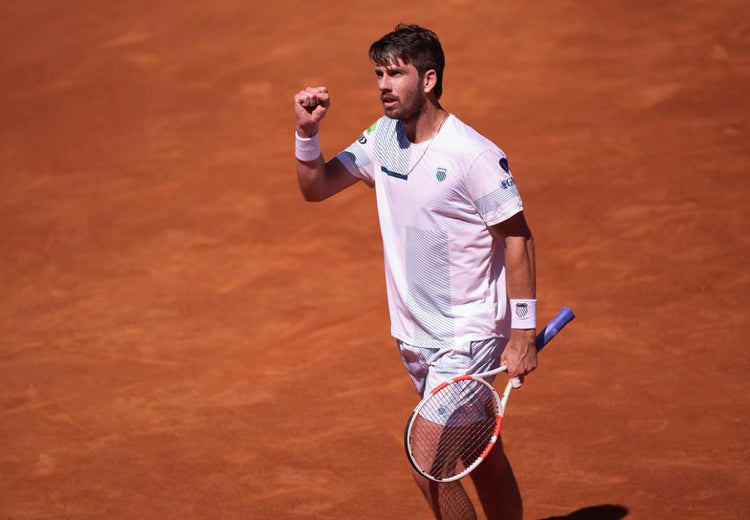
[422, 69, 438, 94]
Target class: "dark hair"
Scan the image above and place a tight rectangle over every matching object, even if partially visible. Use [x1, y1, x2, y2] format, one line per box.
[369, 24, 445, 99]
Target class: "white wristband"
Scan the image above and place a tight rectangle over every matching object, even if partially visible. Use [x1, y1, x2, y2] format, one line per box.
[510, 299, 537, 329]
[295, 131, 321, 161]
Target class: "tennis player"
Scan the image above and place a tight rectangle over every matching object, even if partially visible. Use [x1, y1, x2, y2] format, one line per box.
[293, 24, 537, 520]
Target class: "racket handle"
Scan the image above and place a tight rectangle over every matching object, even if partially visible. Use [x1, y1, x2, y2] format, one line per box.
[536, 306, 575, 352]
[491, 306, 575, 378]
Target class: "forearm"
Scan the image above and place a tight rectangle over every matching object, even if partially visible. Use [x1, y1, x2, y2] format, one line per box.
[294, 86, 335, 201]
[296, 154, 329, 202]
[505, 233, 536, 349]
[501, 224, 538, 380]
[294, 137, 358, 202]
[501, 216, 536, 355]
[504, 232, 536, 301]
[292, 86, 359, 202]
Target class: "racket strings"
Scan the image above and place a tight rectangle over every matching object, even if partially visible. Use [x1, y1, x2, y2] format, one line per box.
[410, 379, 500, 480]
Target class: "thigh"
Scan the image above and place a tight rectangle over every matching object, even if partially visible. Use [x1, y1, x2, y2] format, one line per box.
[397, 340, 441, 397]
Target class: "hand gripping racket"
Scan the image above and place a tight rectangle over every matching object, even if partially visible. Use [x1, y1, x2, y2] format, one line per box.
[404, 306, 575, 482]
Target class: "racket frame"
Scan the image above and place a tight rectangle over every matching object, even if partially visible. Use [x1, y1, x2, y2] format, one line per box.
[403, 306, 575, 482]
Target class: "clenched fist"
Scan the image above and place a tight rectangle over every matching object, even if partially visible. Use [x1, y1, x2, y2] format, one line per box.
[294, 87, 330, 138]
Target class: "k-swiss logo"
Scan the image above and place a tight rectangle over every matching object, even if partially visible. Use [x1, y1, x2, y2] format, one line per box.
[436, 167, 447, 182]
[515, 303, 529, 318]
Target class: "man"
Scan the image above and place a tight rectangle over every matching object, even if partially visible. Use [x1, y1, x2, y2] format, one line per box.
[293, 24, 537, 520]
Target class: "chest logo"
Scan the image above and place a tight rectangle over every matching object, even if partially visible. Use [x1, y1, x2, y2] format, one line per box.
[436, 167, 447, 182]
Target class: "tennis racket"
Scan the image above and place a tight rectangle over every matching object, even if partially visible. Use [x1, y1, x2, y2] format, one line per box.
[404, 306, 575, 482]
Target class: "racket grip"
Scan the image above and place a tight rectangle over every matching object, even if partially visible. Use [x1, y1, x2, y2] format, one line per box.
[536, 306, 575, 352]
[493, 306, 575, 378]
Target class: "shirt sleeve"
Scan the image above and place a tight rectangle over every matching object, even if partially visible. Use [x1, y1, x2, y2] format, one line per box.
[335, 120, 379, 188]
[465, 148, 524, 226]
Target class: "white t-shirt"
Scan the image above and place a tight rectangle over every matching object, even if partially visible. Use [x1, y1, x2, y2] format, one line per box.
[336, 114, 524, 349]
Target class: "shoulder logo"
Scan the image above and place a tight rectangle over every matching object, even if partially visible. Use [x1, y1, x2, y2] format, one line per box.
[358, 134, 367, 144]
[436, 167, 447, 182]
[499, 157, 510, 173]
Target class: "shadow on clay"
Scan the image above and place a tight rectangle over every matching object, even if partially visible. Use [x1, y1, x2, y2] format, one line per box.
[541, 504, 629, 520]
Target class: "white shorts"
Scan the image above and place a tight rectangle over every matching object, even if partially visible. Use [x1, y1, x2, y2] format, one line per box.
[397, 337, 509, 398]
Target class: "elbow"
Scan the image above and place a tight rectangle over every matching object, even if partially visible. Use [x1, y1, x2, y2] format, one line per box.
[299, 186, 326, 203]
[301, 192, 324, 203]
[296, 178, 323, 202]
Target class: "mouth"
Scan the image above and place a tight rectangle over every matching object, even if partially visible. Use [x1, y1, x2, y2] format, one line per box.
[381, 96, 398, 109]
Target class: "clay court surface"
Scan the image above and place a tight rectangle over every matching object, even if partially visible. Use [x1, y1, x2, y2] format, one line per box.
[2, 1, 749, 518]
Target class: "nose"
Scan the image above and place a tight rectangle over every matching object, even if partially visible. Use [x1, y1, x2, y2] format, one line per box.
[379, 75, 391, 92]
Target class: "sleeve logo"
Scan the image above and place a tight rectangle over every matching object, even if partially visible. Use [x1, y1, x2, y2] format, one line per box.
[499, 157, 510, 173]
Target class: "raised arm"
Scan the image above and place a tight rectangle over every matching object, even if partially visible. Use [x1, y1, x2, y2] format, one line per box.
[294, 86, 360, 202]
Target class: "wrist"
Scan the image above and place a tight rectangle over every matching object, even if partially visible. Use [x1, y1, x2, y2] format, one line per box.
[509, 298, 537, 329]
[295, 124, 318, 139]
[295, 130, 321, 161]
